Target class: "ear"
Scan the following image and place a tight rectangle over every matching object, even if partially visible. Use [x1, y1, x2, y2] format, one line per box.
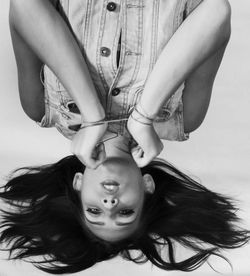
[143, 174, 155, 194]
[72, 172, 83, 191]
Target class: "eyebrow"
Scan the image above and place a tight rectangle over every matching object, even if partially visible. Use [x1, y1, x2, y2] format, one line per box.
[85, 216, 104, 225]
[116, 221, 134, 226]
[85, 216, 135, 226]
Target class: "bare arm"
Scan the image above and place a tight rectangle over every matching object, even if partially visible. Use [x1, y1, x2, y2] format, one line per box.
[127, 0, 231, 167]
[10, 23, 45, 122]
[10, 0, 105, 122]
[138, 0, 231, 118]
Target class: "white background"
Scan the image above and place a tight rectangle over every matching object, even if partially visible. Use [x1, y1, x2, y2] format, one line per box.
[0, 0, 250, 275]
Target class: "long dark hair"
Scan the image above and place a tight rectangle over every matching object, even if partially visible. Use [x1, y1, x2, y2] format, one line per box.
[0, 155, 249, 274]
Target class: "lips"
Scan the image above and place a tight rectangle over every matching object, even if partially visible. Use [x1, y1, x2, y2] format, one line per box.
[101, 180, 120, 193]
[101, 180, 119, 186]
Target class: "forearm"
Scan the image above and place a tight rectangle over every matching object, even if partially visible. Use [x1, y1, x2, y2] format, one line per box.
[139, 0, 231, 118]
[10, 0, 104, 122]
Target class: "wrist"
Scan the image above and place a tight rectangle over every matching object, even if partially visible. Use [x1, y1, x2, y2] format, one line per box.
[80, 118, 107, 130]
[136, 102, 158, 120]
[80, 105, 105, 124]
[129, 104, 154, 126]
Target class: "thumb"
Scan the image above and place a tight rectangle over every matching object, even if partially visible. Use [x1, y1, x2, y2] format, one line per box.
[92, 143, 106, 168]
[96, 143, 106, 162]
[131, 146, 145, 167]
[131, 146, 142, 157]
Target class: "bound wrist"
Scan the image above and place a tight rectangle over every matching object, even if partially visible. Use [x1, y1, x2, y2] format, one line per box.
[80, 106, 106, 124]
[80, 118, 107, 129]
[129, 104, 154, 126]
[136, 100, 159, 119]
[135, 103, 155, 121]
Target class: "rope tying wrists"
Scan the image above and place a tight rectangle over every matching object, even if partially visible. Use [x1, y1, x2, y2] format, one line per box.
[134, 104, 155, 121]
[80, 117, 129, 129]
[80, 118, 107, 129]
[130, 104, 155, 126]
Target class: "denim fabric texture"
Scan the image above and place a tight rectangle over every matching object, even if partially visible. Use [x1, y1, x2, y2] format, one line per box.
[39, 0, 203, 141]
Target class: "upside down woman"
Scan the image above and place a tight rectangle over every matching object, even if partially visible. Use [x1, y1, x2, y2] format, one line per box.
[0, 0, 249, 274]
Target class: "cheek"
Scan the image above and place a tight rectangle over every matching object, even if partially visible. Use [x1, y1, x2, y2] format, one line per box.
[81, 184, 99, 205]
[83, 170, 102, 184]
[122, 187, 144, 206]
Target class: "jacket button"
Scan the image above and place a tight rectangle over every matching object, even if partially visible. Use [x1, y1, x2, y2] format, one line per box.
[100, 47, 111, 57]
[107, 2, 117, 12]
[111, 88, 121, 96]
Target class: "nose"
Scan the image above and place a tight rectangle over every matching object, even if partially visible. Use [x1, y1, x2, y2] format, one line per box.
[101, 197, 119, 209]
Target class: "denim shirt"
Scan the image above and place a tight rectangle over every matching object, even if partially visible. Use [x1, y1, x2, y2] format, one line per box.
[40, 0, 202, 141]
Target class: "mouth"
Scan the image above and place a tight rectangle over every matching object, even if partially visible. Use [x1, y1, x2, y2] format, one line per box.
[101, 180, 120, 193]
[101, 180, 120, 186]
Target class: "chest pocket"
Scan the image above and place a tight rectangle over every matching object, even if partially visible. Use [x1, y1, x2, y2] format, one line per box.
[156, 84, 184, 122]
[129, 83, 184, 122]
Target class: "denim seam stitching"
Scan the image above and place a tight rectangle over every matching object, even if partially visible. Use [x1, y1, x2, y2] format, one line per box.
[149, 0, 159, 74]
[96, 0, 109, 93]
[111, 13, 122, 76]
[82, 0, 92, 56]
[105, 1, 127, 126]
[173, 0, 185, 31]
[122, 0, 144, 124]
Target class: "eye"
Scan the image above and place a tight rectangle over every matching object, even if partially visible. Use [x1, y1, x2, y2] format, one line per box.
[119, 209, 135, 216]
[86, 208, 102, 215]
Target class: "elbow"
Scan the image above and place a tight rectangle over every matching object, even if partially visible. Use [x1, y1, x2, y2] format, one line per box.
[9, 0, 45, 27]
[207, 0, 231, 19]
[21, 103, 45, 123]
[204, 0, 231, 43]
[215, 0, 231, 17]
[19, 88, 45, 123]
[218, 0, 231, 42]
[22, 107, 45, 123]
[9, 0, 26, 29]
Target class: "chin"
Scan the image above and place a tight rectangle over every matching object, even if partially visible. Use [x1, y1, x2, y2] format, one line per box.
[102, 156, 132, 167]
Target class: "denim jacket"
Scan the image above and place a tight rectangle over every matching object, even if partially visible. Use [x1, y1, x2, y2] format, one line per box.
[40, 0, 202, 141]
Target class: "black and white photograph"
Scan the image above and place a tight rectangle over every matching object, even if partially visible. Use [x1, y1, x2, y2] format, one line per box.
[0, 0, 250, 275]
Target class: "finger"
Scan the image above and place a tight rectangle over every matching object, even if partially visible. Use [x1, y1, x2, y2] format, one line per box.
[131, 145, 142, 155]
[132, 148, 143, 161]
[92, 143, 104, 159]
[97, 143, 106, 162]
[134, 149, 158, 168]
[94, 143, 107, 164]
[136, 156, 151, 168]
[86, 144, 106, 169]
[132, 150, 146, 167]
[71, 147, 97, 169]
[131, 144, 140, 150]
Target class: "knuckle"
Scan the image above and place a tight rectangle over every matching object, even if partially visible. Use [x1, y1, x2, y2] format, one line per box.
[149, 148, 157, 157]
[91, 163, 99, 170]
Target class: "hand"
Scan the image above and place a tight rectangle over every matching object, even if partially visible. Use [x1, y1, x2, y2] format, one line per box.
[70, 122, 108, 169]
[127, 112, 163, 167]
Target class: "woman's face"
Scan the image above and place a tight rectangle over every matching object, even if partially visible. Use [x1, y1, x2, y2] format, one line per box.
[73, 156, 154, 242]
